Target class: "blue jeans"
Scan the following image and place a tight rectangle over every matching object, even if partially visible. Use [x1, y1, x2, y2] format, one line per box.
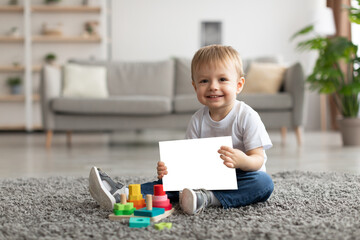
[141, 169, 274, 209]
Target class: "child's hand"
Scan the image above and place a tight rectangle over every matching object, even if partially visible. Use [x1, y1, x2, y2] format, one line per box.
[218, 146, 264, 171]
[157, 161, 168, 179]
[218, 146, 246, 168]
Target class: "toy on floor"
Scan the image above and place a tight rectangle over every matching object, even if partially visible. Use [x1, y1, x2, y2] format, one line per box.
[113, 194, 136, 216]
[154, 222, 172, 230]
[152, 184, 172, 211]
[129, 217, 150, 228]
[134, 194, 165, 217]
[127, 184, 146, 209]
[108, 184, 174, 223]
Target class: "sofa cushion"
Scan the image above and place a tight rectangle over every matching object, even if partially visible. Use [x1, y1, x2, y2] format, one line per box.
[62, 64, 109, 98]
[51, 96, 172, 115]
[107, 60, 174, 98]
[242, 62, 286, 94]
[69, 59, 175, 98]
[238, 93, 293, 110]
[174, 94, 203, 113]
[175, 58, 194, 95]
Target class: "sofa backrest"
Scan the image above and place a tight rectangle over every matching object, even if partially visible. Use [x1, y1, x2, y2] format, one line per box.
[174, 58, 194, 95]
[69, 59, 175, 98]
[173, 56, 283, 95]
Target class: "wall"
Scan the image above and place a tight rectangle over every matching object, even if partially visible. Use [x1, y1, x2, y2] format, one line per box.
[111, 0, 326, 130]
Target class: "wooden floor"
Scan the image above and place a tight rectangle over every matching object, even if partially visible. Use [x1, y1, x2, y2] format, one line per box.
[0, 130, 360, 179]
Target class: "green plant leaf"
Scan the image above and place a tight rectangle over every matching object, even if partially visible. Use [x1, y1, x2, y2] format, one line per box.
[290, 25, 314, 41]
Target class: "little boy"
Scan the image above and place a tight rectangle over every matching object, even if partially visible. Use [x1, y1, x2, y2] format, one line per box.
[89, 45, 274, 214]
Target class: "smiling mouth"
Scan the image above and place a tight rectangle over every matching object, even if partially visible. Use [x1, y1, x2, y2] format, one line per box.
[207, 95, 224, 98]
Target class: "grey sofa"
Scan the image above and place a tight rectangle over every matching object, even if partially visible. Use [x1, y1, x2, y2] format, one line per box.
[41, 57, 305, 148]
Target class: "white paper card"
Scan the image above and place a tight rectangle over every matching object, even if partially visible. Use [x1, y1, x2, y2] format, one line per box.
[159, 136, 238, 191]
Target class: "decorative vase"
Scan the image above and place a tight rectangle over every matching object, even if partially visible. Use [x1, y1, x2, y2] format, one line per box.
[338, 118, 360, 146]
[10, 85, 21, 95]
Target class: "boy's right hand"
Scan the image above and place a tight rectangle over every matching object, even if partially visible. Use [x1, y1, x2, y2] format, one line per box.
[157, 161, 168, 179]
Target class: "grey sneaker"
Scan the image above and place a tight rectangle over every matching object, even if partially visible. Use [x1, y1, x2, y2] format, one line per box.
[180, 188, 211, 215]
[89, 167, 126, 210]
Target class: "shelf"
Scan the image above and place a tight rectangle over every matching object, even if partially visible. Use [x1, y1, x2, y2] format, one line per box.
[0, 125, 42, 131]
[32, 35, 101, 43]
[0, 65, 42, 73]
[32, 5, 100, 13]
[0, 94, 40, 102]
[0, 36, 24, 43]
[0, 6, 24, 12]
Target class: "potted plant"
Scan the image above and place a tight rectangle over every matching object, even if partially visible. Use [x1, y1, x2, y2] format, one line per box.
[292, 2, 360, 146]
[7, 76, 22, 95]
[44, 0, 61, 4]
[45, 53, 57, 64]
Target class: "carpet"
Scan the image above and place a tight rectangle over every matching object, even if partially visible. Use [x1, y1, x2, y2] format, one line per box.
[1, 171, 360, 240]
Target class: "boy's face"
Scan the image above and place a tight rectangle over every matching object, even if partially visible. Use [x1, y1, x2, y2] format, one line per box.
[192, 62, 244, 117]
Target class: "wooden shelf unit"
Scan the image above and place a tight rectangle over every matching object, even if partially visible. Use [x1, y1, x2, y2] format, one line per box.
[0, 1, 107, 131]
[32, 35, 101, 43]
[31, 5, 101, 13]
[0, 94, 40, 102]
[0, 125, 42, 131]
[0, 36, 24, 43]
[0, 6, 24, 12]
[0, 65, 42, 73]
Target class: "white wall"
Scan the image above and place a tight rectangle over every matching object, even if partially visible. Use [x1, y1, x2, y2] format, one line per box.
[111, 0, 326, 130]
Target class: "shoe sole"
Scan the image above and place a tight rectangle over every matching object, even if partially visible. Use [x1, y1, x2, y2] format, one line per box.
[180, 188, 196, 215]
[89, 167, 115, 210]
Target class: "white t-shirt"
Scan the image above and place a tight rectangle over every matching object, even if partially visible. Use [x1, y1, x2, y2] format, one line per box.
[185, 100, 272, 172]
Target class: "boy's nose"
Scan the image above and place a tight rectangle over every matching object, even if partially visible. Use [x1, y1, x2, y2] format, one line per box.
[209, 80, 219, 90]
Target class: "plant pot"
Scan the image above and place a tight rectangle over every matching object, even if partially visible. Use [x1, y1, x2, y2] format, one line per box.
[338, 118, 360, 146]
[10, 85, 21, 95]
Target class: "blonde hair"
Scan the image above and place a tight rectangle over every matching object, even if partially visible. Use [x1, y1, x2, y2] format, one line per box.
[191, 45, 244, 81]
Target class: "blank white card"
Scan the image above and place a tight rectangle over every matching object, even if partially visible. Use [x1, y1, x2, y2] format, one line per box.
[159, 136, 238, 191]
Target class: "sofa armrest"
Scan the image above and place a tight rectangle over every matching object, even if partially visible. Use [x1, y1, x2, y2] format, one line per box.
[40, 65, 62, 129]
[284, 62, 306, 127]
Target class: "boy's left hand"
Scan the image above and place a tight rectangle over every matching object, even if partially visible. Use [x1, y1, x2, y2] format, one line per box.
[218, 146, 246, 168]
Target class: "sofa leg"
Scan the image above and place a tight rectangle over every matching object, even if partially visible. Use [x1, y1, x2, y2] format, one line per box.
[46, 130, 53, 149]
[66, 131, 72, 147]
[295, 126, 302, 146]
[281, 127, 287, 145]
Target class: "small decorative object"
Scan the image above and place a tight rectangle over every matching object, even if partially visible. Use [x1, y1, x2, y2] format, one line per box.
[201, 21, 222, 47]
[82, 0, 97, 6]
[7, 76, 22, 95]
[44, 53, 57, 64]
[8, 27, 20, 37]
[42, 23, 63, 36]
[8, 0, 18, 5]
[44, 0, 61, 4]
[83, 21, 99, 37]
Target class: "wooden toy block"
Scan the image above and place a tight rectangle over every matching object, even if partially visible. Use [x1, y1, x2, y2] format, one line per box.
[153, 184, 172, 211]
[109, 207, 175, 223]
[134, 207, 165, 217]
[154, 222, 172, 230]
[129, 217, 150, 228]
[128, 184, 146, 209]
[154, 184, 166, 196]
[113, 194, 136, 216]
[134, 195, 165, 217]
[150, 208, 175, 222]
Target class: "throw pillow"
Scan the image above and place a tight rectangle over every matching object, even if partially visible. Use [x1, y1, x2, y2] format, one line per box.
[62, 64, 108, 98]
[242, 62, 286, 94]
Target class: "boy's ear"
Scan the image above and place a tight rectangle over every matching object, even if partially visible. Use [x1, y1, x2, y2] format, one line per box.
[192, 81, 197, 91]
[236, 77, 245, 94]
